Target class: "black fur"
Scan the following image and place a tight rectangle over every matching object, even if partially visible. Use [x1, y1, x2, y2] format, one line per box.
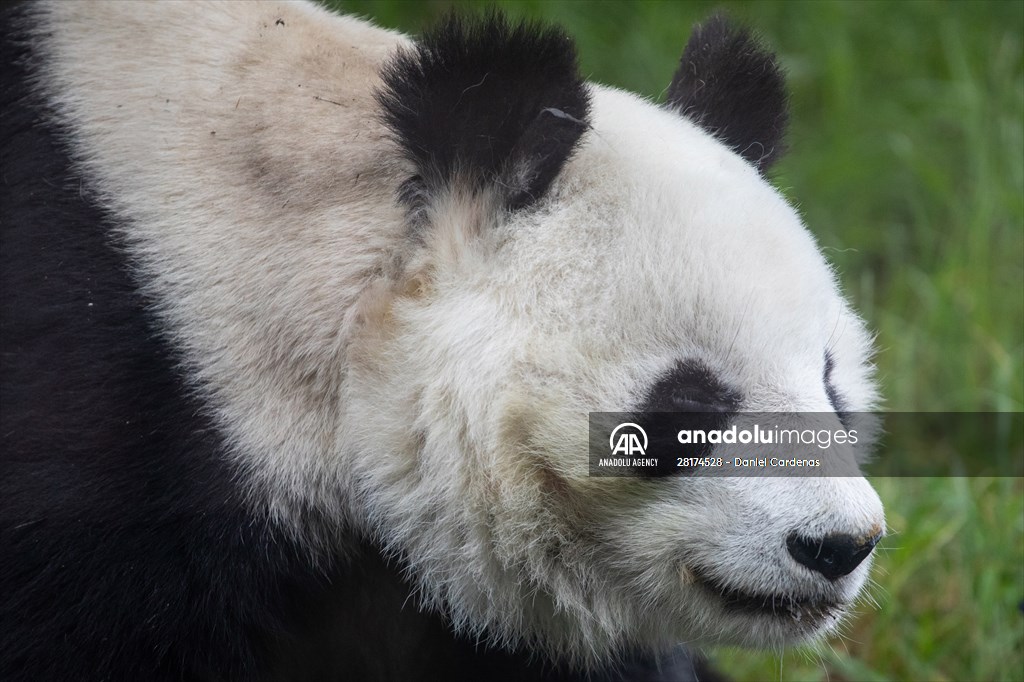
[0, 6, 714, 681]
[636, 361, 742, 475]
[0, 6, 343, 679]
[377, 10, 590, 212]
[666, 14, 788, 172]
[641, 360, 742, 413]
[824, 351, 850, 428]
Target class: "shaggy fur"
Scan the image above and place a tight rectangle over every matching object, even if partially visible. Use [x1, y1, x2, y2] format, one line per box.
[666, 14, 789, 172]
[2, 1, 884, 680]
[378, 11, 590, 212]
[1, 5, 342, 678]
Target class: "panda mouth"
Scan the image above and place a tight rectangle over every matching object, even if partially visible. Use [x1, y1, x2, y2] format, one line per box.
[692, 568, 841, 624]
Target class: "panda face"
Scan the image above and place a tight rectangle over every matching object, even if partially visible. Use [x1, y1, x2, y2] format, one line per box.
[343, 19, 884, 661]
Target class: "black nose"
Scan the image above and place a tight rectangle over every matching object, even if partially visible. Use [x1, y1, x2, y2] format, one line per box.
[786, 532, 881, 581]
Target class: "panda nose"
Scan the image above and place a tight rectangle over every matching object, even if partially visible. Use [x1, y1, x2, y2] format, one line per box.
[786, 531, 881, 581]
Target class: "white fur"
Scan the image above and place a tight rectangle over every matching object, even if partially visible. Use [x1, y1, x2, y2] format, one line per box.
[32, 0, 885, 665]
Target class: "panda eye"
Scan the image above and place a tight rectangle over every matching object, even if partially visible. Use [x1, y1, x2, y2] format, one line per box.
[824, 351, 849, 421]
[640, 360, 741, 413]
[633, 360, 739, 477]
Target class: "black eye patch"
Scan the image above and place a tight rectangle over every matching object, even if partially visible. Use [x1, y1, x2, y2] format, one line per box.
[824, 351, 850, 427]
[639, 359, 742, 413]
[635, 360, 741, 476]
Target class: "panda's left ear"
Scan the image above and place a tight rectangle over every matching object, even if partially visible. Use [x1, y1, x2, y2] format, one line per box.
[666, 14, 789, 172]
[378, 10, 590, 213]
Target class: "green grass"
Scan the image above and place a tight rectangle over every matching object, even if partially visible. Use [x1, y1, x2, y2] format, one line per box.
[330, 1, 1024, 679]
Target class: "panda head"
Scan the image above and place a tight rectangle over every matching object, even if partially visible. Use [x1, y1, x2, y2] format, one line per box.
[342, 10, 884, 663]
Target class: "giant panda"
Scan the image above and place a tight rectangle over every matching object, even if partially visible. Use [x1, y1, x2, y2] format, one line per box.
[0, 1, 886, 681]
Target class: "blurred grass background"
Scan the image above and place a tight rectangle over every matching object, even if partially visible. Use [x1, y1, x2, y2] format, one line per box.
[330, 1, 1023, 680]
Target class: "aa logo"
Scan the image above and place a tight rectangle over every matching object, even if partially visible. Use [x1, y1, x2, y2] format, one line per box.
[609, 423, 648, 456]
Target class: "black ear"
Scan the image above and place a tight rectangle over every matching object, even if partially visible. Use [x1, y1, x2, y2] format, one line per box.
[377, 10, 590, 212]
[666, 14, 788, 172]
